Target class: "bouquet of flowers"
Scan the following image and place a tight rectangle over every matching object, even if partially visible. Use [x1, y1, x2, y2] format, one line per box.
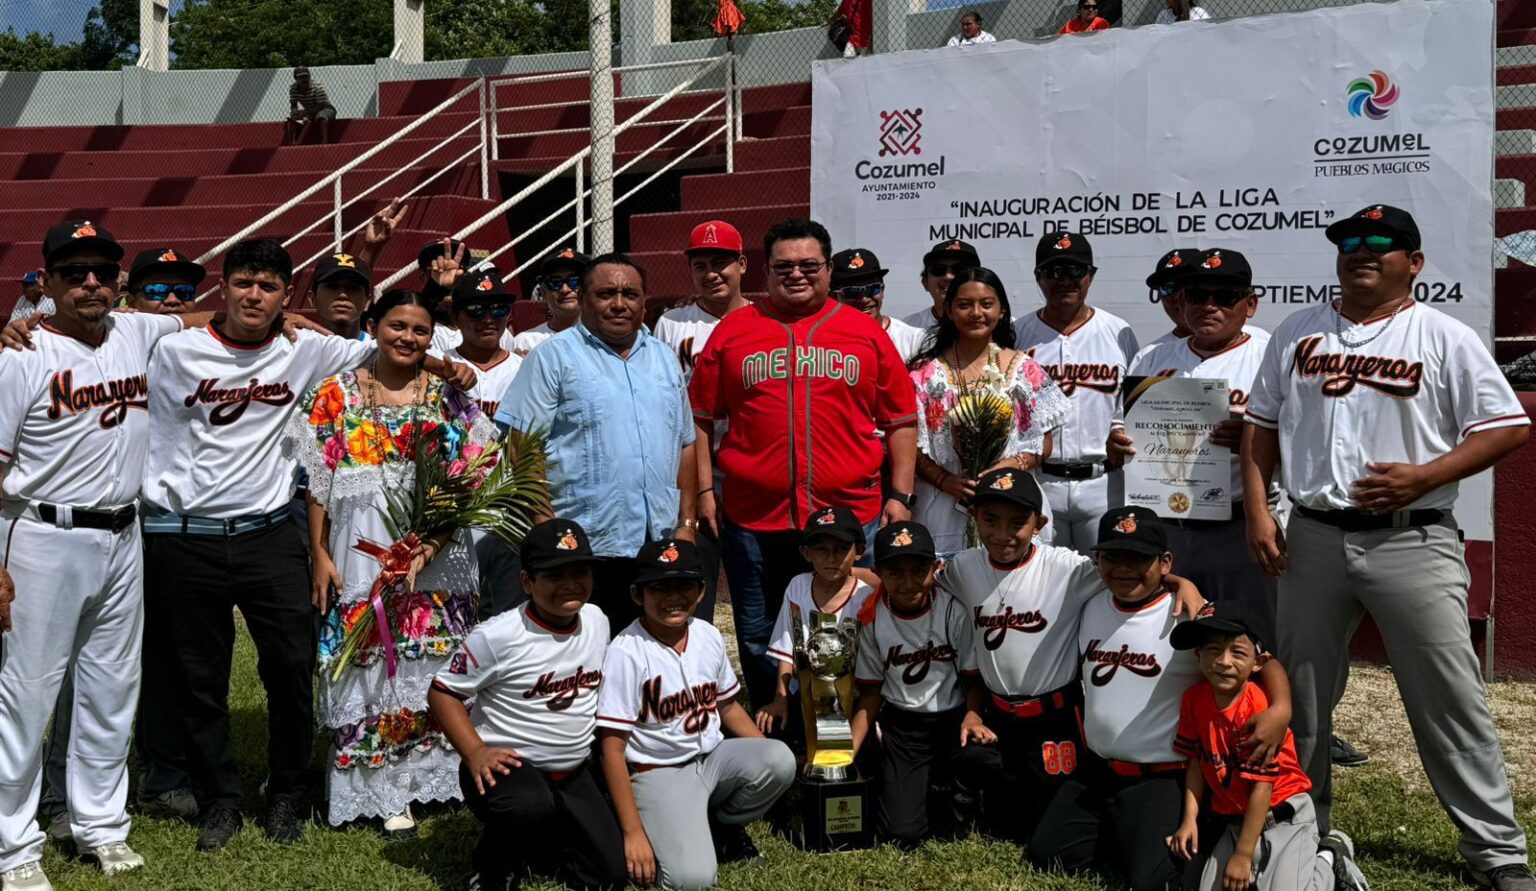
[330, 425, 550, 681]
[948, 381, 1014, 547]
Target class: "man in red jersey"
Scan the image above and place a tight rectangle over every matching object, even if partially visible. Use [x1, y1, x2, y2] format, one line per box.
[690, 217, 919, 708]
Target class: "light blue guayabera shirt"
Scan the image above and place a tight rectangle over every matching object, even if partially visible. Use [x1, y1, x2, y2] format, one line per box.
[496, 322, 695, 557]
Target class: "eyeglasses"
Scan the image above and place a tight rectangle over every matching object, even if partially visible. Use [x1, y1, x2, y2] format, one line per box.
[925, 261, 972, 278]
[1183, 287, 1249, 307]
[462, 303, 511, 321]
[1079, 3, 1098, 9]
[1155, 283, 1180, 299]
[138, 283, 197, 302]
[1336, 234, 1403, 255]
[835, 283, 885, 301]
[769, 260, 828, 278]
[1037, 263, 1091, 281]
[541, 275, 583, 293]
[50, 263, 121, 286]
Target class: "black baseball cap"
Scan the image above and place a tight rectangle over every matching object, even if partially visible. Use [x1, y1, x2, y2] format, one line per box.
[127, 247, 206, 292]
[1183, 248, 1253, 288]
[1035, 231, 1093, 271]
[830, 248, 889, 286]
[313, 252, 372, 288]
[1324, 203, 1421, 251]
[1090, 507, 1168, 557]
[454, 266, 511, 304]
[537, 246, 590, 277]
[520, 518, 597, 571]
[970, 468, 1044, 514]
[922, 239, 980, 269]
[1170, 600, 1266, 652]
[874, 521, 937, 565]
[42, 220, 124, 265]
[632, 538, 706, 588]
[802, 506, 864, 546]
[1145, 248, 1203, 291]
[417, 238, 469, 273]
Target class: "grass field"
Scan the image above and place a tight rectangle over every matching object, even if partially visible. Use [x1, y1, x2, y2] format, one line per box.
[33, 610, 1536, 891]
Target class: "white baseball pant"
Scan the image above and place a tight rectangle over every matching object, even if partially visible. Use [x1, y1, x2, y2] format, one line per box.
[1040, 473, 1113, 552]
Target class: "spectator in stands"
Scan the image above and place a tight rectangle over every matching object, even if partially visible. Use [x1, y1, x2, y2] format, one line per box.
[9, 270, 53, 322]
[286, 66, 336, 145]
[310, 252, 372, 339]
[901, 239, 981, 331]
[126, 248, 205, 315]
[510, 247, 588, 356]
[831, 247, 925, 362]
[947, 10, 997, 46]
[834, 0, 873, 57]
[1156, 0, 1210, 22]
[1060, 0, 1110, 33]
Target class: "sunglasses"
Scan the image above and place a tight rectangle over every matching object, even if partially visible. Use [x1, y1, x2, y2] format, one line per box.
[1155, 283, 1180, 299]
[1183, 287, 1249, 307]
[1037, 263, 1091, 281]
[138, 283, 197, 302]
[1336, 234, 1403, 255]
[541, 275, 582, 293]
[926, 261, 972, 277]
[50, 263, 121, 286]
[1079, 4, 1098, 9]
[836, 283, 885, 301]
[769, 260, 828, 278]
[462, 303, 511, 321]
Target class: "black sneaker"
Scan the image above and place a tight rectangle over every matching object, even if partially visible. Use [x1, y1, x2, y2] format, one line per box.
[1479, 864, 1536, 891]
[264, 792, 308, 844]
[1329, 734, 1369, 767]
[195, 804, 243, 852]
[709, 819, 763, 867]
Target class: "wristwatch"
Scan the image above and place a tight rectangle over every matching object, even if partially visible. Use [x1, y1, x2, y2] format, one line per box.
[889, 491, 916, 509]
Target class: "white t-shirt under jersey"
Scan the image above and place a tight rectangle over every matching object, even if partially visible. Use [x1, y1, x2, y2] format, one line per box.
[901, 306, 942, 332]
[596, 618, 740, 767]
[855, 590, 975, 713]
[651, 302, 730, 383]
[1014, 308, 1139, 464]
[433, 603, 609, 771]
[143, 327, 374, 518]
[1246, 302, 1529, 512]
[883, 315, 928, 364]
[1077, 589, 1202, 764]
[444, 347, 523, 420]
[0, 313, 182, 507]
[937, 544, 1102, 698]
[508, 322, 554, 357]
[767, 573, 877, 664]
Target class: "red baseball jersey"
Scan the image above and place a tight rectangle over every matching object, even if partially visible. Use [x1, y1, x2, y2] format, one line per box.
[1174, 680, 1311, 816]
[690, 299, 918, 530]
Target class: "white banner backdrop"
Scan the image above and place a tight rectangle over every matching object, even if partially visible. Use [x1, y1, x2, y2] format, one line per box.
[811, 0, 1496, 537]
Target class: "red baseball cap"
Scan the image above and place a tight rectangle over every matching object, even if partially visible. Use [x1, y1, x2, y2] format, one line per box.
[686, 220, 743, 256]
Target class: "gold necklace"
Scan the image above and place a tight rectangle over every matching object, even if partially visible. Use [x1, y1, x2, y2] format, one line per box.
[364, 362, 426, 461]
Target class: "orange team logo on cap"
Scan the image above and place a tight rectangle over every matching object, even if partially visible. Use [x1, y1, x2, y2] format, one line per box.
[559, 248, 575, 259]
[1167, 254, 1182, 268]
[849, 253, 865, 269]
[1114, 514, 1138, 534]
[1203, 252, 1223, 269]
[892, 528, 913, 547]
[1364, 207, 1383, 220]
[73, 223, 97, 238]
[557, 529, 579, 550]
[160, 250, 179, 262]
[991, 473, 1015, 490]
[946, 241, 963, 251]
[1195, 602, 1217, 619]
[816, 512, 836, 526]
[1055, 236, 1072, 251]
[477, 277, 494, 291]
[659, 545, 680, 563]
[334, 254, 356, 267]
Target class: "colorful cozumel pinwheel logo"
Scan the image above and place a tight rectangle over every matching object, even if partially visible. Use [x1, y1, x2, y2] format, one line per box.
[1346, 70, 1400, 120]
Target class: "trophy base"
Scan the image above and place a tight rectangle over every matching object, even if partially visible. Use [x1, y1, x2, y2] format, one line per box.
[797, 771, 872, 852]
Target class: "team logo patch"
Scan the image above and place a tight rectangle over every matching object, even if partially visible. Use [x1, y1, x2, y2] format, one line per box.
[159, 250, 179, 262]
[477, 276, 494, 291]
[333, 253, 356, 267]
[1055, 236, 1072, 251]
[1114, 514, 1137, 534]
[447, 652, 469, 675]
[702, 224, 719, 245]
[659, 544, 680, 563]
[848, 253, 865, 269]
[73, 223, 97, 238]
[892, 528, 914, 547]
[946, 241, 963, 252]
[557, 529, 579, 550]
[1202, 252, 1223, 269]
[558, 248, 576, 259]
[1195, 602, 1217, 619]
[815, 511, 836, 526]
[991, 472, 1015, 491]
[1363, 206, 1384, 220]
[1168, 493, 1191, 514]
[1166, 254, 1182, 268]
[878, 108, 923, 157]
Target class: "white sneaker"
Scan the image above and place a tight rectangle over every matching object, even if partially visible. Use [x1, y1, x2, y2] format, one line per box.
[381, 806, 416, 837]
[82, 842, 145, 876]
[44, 814, 70, 845]
[0, 861, 53, 891]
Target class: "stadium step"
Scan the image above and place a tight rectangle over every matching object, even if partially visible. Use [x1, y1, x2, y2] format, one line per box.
[628, 248, 770, 298]
[742, 105, 812, 140]
[0, 112, 480, 155]
[628, 204, 808, 257]
[1499, 83, 1536, 109]
[1498, 106, 1536, 131]
[1499, 27, 1536, 48]
[1497, 207, 1536, 237]
[1500, 64, 1536, 86]
[681, 166, 810, 209]
[734, 136, 810, 172]
[1499, 130, 1536, 156]
[1499, 0, 1536, 30]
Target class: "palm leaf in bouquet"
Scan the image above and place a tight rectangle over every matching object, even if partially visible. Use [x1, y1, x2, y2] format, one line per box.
[949, 391, 1015, 479]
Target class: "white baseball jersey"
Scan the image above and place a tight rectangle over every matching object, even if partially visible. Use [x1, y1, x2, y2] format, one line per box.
[142, 327, 374, 518]
[854, 590, 975, 713]
[1077, 590, 1203, 763]
[0, 314, 181, 507]
[444, 347, 523, 419]
[767, 573, 876, 664]
[1126, 329, 1271, 501]
[883, 316, 928, 363]
[1130, 329, 1184, 369]
[937, 544, 1103, 697]
[508, 322, 555, 357]
[432, 323, 462, 354]
[433, 603, 610, 771]
[1246, 302, 1528, 512]
[597, 618, 740, 766]
[651, 302, 730, 383]
[900, 306, 941, 331]
[1014, 308, 1139, 463]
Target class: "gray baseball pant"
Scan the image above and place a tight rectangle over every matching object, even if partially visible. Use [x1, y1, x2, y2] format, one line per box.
[1165, 508, 1278, 643]
[1276, 512, 1528, 872]
[629, 738, 796, 890]
[1198, 793, 1332, 891]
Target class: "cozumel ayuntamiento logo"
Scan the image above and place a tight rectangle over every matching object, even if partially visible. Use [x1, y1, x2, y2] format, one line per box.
[879, 108, 923, 156]
[1346, 70, 1400, 120]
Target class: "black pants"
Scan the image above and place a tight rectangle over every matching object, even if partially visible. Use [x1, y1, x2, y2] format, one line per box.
[591, 555, 642, 636]
[693, 523, 720, 624]
[717, 521, 812, 710]
[1030, 766, 1185, 891]
[875, 704, 964, 846]
[952, 686, 1091, 842]
[143, 521, 316, 809]
[459, 760, 625, 890]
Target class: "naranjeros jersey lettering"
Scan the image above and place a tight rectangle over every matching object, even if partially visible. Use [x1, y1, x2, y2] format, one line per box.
[433, 603, 609, 771]
[937, 544, 1103, 697]
[444, 347, 523, 419]
[652, 302, 729, 383]
[689, 300, 918, 530]
[1126, 329, 1271, 501]
[1077, 590, 1203, 763]
[143, 327, 374, 518]
[1013, 308, 1139, 463]
[1245, 303, 1529, 511]
[597, 618, 740, 766]
[0, 314, 181, 507]
[767, 572, 876, 664]
[854, 590, 976, 713]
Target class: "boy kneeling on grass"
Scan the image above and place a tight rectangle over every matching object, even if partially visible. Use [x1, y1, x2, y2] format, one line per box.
[598, 538, 795, 891]
[427, 519, 624, 891]
[1168, 602, 1368, 891]
[849, 520, 993, 848]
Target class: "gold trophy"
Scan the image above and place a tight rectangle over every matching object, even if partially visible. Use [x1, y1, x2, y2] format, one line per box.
[790, 603, 871, 849]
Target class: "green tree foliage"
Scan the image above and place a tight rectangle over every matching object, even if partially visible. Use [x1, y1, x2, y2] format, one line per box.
[0, 0, 138, 71]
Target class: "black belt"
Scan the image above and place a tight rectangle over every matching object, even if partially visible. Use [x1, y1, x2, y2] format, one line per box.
[37, 503, 137, 533]
[1224, 798, 1297, 826]
[1039, 461, 1107, 481]
[1295, 505, 1444, 532]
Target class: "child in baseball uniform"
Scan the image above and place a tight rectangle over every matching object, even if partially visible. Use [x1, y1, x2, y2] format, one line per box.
[849, 521, 992, 847]
[598, 539, 795, 890]
[427, 519, 624, 891]
[1168, 602, 1368, 891]
[754, 505, 877, 734]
